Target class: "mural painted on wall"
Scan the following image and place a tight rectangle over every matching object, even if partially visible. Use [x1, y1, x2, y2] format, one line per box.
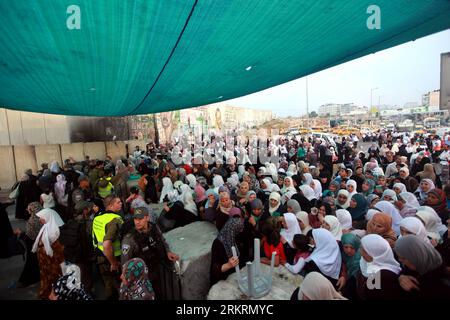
[128, 115, 155, 141]
[215, 108, 222, 130]
[160, 111, 177, 142]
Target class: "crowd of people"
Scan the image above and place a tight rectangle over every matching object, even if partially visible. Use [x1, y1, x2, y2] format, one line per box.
[1, 129, 450, 300]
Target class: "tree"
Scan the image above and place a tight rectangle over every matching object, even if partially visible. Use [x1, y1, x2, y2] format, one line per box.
[309, 111, 318, 118]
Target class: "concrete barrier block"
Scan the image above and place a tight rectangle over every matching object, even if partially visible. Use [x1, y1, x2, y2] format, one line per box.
[84, 142, 106, 161]
[207, 264, 303, 300]
[61, 143, 84, 162]
[105, 141, 126, 162]
[13, 145, 37, 181]
[164, 221, 218, 300]
[0, 146, 16, 188]
[35, 144, 62, 169]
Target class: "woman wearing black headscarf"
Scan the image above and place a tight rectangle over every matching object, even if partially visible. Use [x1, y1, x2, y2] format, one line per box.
[15, 170, 41, 220]
[291, 174, 303, 192]
[411, 154, 431, 177]
[210, 217, 245, 286]
[291, 190, 315, 214]
[395, 235, 450, 299]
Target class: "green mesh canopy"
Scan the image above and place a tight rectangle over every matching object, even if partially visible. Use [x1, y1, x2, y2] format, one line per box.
[1, 0, 450, 116]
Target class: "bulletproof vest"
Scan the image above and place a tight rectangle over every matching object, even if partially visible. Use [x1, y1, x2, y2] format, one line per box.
[132, 224, 165, 268]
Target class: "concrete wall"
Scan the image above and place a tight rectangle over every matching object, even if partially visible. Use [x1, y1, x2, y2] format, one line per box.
[0, 108, 71, 146]
[0, 146, 16, 189]
[35, 145, 62, 169]
[127, 140, 147, 154]
[84, 142, 107, 161]
[0, 109, 11, 145]
[0, 140, 142, 187]
[44, 114, 70, 144]
[13, 146, 37, 181]
[5, 109, 24, 146]
[61, 143, 85, 162]
[105, 141, 127, 162]
[20, 112, 47, 145]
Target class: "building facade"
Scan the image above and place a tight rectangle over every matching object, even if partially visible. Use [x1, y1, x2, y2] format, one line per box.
[318, 103, 363, 117]
[441, 52, 450, 112]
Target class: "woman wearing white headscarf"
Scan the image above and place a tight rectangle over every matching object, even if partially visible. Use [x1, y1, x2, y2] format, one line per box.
[285, 229, 342, 286]
[336, 209, 353, 232]
[54, 174, 68, 207]
[295, 211, 313, 236]
[299, 185, 316, 202]
[346, 180, 357, 199]
[396, 192, 420, 218]
[280, 212, 302, 248]
[226, 173, 240, 190]
[322, 215, 343, 241]
[162, 187, 197, 231]
[260, 178, 272, 193]
[282, 188, 297, 205]
[32, 208, 65, 299]
[287, 164, 297, 177]
[237, 165, 246, 179]
[381, 189, 397, 203]
[293, 272, 347, 300]
[258, 166, 267, 177]
[336, 189, 351, 210]
[399, 217, 431, 244]
[415, 206, 448, 242]
[373, 201, 403, 236]
[271, 184, 281, 193]
[359, 234, 402, 300]
[281, 177, 295, 195]
[50, 161, 60, 174]
[178, 184, 191, 201]
[186, 174, 197, 189]
[365, 209, 379, 222]
[267, 163, 278, 182]
[182, 190, 198, 217]
[213, 175, 225, 194]
[311, 179, 323, 199]
[302, 173, 313, 186]
[267, 192, 283, 218]
[414, 179, 435, 205]
[159, 177, 174, 203]
[393, 183, 407, 195]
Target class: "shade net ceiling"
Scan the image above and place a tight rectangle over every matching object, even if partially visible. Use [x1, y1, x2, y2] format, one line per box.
[1, 0, 450, 116]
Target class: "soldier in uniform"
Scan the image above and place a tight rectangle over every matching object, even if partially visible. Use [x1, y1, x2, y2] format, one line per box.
[92, 196, 124, 300]
[121, 207, 179, 299]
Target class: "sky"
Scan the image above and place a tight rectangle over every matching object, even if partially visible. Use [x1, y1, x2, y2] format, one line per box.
[225, 29, 450, 118]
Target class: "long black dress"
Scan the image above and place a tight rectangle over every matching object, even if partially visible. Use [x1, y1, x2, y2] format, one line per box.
[0, 203, 14, 258]
[15, 176, 40, 220]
